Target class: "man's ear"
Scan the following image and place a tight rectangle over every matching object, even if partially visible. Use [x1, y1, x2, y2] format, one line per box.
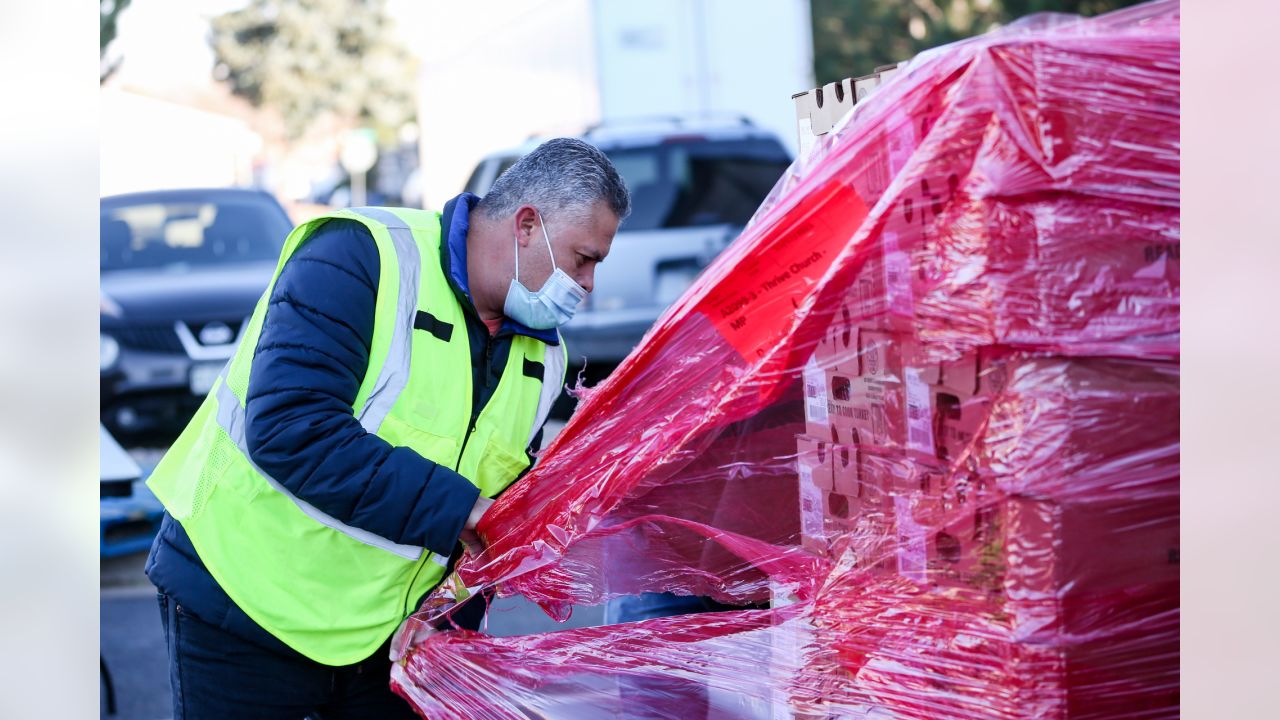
[513, 205, 539, 247]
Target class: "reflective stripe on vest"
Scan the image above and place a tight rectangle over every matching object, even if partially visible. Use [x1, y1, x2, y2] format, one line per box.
[350, 208, 418, 434]
[530, 339, 565, 447]
[213, 377, 444, 564]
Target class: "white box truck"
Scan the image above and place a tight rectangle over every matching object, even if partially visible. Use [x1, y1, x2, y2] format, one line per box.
[592, 0, 815, 157]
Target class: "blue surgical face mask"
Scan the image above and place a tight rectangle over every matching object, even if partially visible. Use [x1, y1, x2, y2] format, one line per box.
[503, 212, 587, 330]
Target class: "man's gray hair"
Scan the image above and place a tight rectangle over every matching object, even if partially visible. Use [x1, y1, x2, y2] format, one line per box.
[476, 137, 631, 223]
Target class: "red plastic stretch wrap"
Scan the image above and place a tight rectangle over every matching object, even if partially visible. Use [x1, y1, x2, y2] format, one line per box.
[393, 2, 1180, 717]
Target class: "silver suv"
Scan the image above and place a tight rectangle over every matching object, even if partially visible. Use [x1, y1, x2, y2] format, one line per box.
[464, 117, 793, 373]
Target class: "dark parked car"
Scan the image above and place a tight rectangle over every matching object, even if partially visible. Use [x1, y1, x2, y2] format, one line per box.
[100, 188, 294, 444]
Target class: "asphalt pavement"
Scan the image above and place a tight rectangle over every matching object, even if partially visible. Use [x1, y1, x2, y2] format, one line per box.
[100, 580, 170, 720]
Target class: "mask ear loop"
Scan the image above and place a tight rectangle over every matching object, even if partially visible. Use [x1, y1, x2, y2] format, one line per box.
[537, 210, 558, 272]
[512, 222, 521, 286]
[509, 229, 519, 285]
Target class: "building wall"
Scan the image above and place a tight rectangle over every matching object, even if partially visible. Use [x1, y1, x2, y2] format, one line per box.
[412, 0, 600, 210]
[100, 90, 261, 196]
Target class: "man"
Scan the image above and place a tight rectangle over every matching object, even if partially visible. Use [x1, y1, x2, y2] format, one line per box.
[144, 138, 630, 718]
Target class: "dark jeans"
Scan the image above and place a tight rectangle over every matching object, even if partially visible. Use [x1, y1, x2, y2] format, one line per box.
[157, 592, 417, 719]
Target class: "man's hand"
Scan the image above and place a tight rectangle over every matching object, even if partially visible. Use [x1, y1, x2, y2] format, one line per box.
[464, 495, 494, 531]
[459, 496, 494, 557]
[458, 529, 484, 557]
[389, 616, 435, 663]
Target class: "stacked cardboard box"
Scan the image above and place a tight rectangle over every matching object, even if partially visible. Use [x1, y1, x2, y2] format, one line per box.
[786, 171, 1179, 713]
[797, 334, 1177, 570]
[791, 332, 1179, 716]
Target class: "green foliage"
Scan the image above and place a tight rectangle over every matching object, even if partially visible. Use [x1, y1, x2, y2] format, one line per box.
[100, 0, 132, 83]
[210, 0, 418, 139]
[811, 0, 1146, 85]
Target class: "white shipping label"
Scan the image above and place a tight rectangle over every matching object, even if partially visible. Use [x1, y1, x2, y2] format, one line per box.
[797, 117, 816, 160]
[883, 244, 914, 316]
[798, 471, 825, 540]
[803, 355, 829, 425]
[895, 495, 928, 584]
[885, 106, 920, 176]
[905, 367, 934, 454]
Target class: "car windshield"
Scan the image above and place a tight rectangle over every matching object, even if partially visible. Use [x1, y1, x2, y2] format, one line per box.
[100, 196, 292, 273]
[605, 139, 791, 231]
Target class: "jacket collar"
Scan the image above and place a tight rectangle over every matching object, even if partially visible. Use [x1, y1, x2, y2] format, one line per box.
[439, 193, 560, 345]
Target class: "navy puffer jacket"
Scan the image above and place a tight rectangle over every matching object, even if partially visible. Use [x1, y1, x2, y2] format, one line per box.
[146, 194, 555, 657]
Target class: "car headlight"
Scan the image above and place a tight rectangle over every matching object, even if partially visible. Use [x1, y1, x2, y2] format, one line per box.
[100, 292, 123, 319]
[100, 333, 120, 372]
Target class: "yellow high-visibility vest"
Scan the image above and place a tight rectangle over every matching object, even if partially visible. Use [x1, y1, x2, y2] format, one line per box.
[147, 207, 565, 665]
